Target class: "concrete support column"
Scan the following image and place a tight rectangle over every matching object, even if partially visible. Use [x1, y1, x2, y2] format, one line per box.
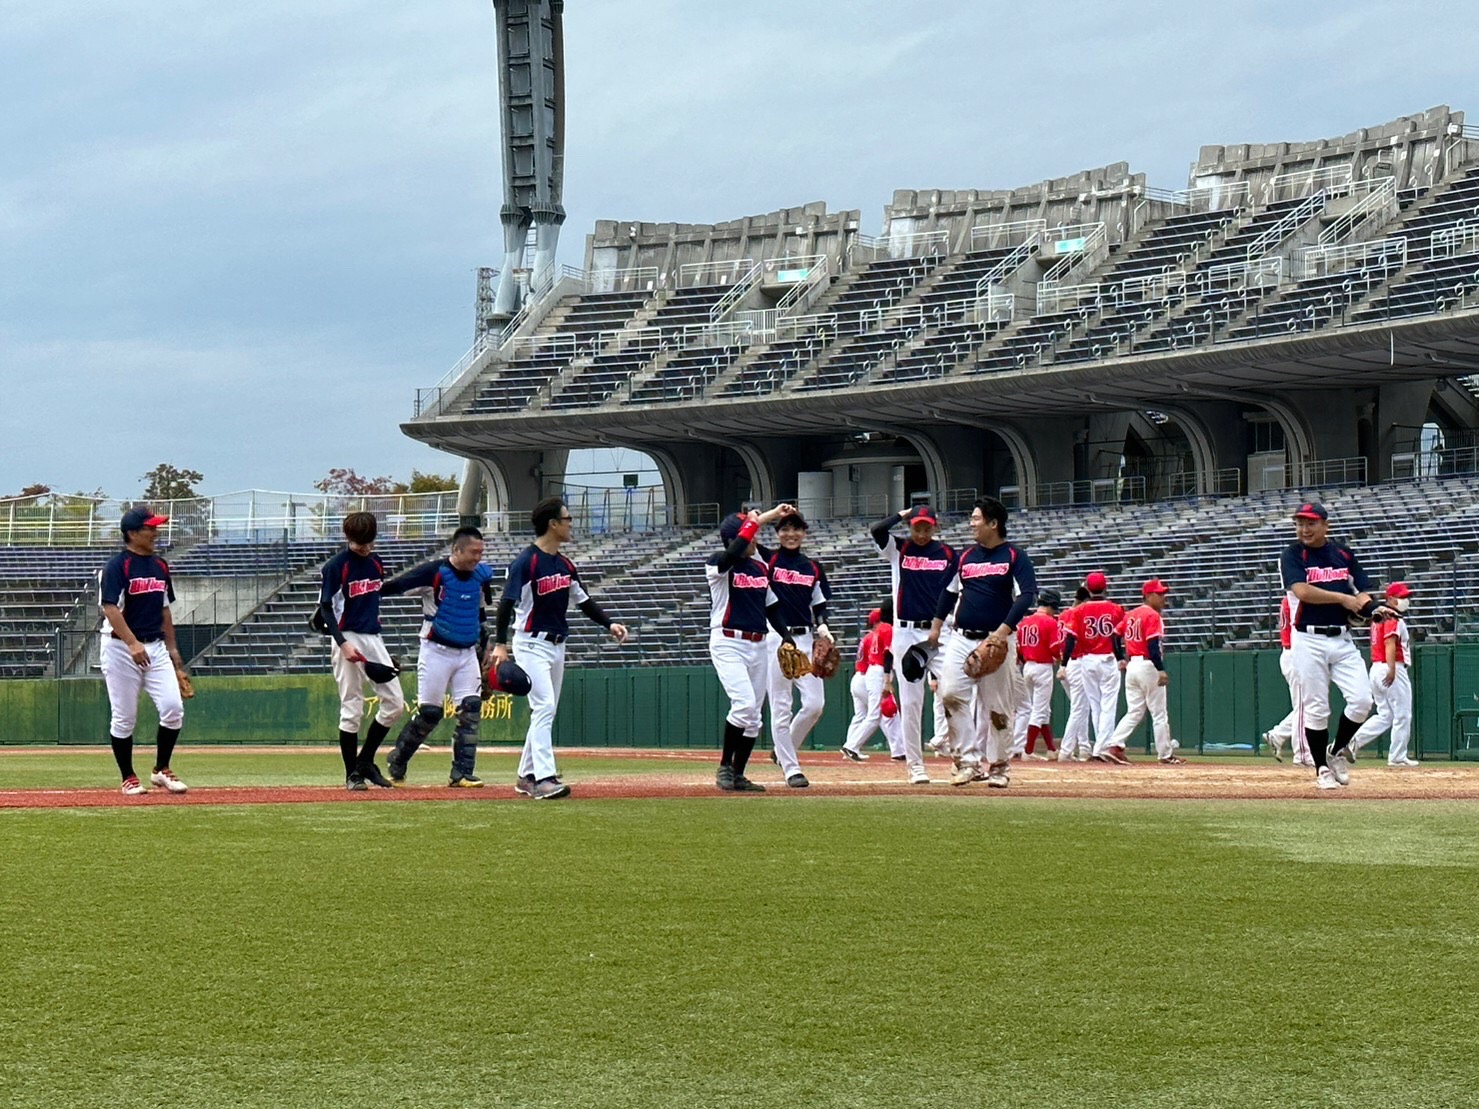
[1375, 379, 1437, 479]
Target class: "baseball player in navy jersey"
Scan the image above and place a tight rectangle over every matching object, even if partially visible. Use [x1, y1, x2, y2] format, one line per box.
[318, 511, 405, 789]
[1349, 582, 1418, 766]
[927, 496, 1037, 789]
[99, 507, 189, 796]
[1281, 501, 1394, 790]
[493, 497, 629, 800]
[382, 526, 496, 787]
[764, 511, 833, 788]
[708, 504, 795, 792]
[870, 504, 958, 784]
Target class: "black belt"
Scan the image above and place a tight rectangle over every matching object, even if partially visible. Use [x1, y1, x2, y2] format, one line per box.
[722, 629, 765, 642]
[523, 630, 567, 644]
[110, 632, 161, 643]
[783, 625, 811, 635]
[1298, 626, 1346, 638]
[427, 632, 477, 650]
[958, 629, 993, 640]
[897, 619, 933, 629]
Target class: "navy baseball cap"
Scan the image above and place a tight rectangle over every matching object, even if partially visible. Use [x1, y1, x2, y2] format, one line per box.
[121, 507, 169, 533]
[909, 506, 938, 525]
[719, 512, 748, 544]
[775, 511, 809, 531]
[1293, 501, 1328, 520]
[487, 660, 532, 697]
[1037, 588, 1062, 609]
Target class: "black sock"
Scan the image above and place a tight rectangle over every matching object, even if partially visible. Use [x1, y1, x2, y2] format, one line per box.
[1332, 714, 1361, 756]
[153, 726, 180, 772]
[733, 732, 757, 777]
[111, 734, 135, 781]
[359, 720, 390, 767]
[339, 730, 359, 775]
[721, 721, 742, 768]
[1306, 726, 1329, 769]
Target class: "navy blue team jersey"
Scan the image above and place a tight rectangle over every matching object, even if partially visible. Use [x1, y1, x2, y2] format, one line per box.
[1281, 540, 1371, 629]
[936, 543, 1037, 632]
[879, 536, 957, 622]
[100, 551, 174, 641]
[503, 546, 590, 638]
[706, 550, 776, 634]
[765, 548, 831, 629]
[319, 549, 387, 636]
[385, 560, 495, 648]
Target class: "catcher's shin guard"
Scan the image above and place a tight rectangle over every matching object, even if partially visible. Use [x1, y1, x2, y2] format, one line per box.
[451, 696, 481, 779]
[391, 703, 443, 770]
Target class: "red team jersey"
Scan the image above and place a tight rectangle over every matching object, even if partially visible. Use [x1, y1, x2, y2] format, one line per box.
[1015, 611, 1063, 664]
[1070, 599, 1125, 655]
[1369, 618, 1409, 665]
[1120, 604, 1164, 659]
[1278, 595, 1291, 650]
[865, 622, 893, 669]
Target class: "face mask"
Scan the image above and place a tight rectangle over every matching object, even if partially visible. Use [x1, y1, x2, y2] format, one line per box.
[1392, 597, 1410, 615]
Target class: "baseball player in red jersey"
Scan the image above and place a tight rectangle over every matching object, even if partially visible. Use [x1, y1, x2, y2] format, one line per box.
[842, 604, 900, 758]
[1014, 589, 1063, 757]
[1107, 580, 1182, 763]
[1056, 586, 1092, 761]
[1068, 572, 1127, 763]
[1349, 583, 1418, 765]
[1262, 596, 1313, 766]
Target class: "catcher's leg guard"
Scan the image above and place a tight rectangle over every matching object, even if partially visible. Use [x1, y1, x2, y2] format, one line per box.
[390, 703, 443, 774]
[451, 696, 481, 780]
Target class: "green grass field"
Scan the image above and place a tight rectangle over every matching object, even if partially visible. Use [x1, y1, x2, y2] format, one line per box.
[3, 782, 1477, 1107]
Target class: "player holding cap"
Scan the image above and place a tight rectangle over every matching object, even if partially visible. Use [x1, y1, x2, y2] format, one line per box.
[927, 496, 1038, 789]
[1071, 572, 1127, 764]
[1280, 501, 1393, 790]
[1349, 582, 1418, 766]
[494, 497, 629, 800]
[763, 510, 833, 788]
[99, 507, 189, 796]
[869, 504, 958, 784]
[1107, 580, 1182, 763]
[316, 511, 405, 790]
[382, 526, 496, 788]
[708, 504, 795, 792]
[1014, 589, 1063, 759]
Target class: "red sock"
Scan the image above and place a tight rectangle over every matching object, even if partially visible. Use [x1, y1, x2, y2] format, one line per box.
[1043, 724, 1056, 752]
[1025, 724, 1040, 753]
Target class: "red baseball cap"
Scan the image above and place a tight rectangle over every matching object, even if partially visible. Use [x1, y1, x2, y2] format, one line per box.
[1385, 582, 1411, 599]
[1085, 571, 1108, 593]
[867, 608, 882, 626]
[1142, 579, 1169, 596]
[909, 506, 938, 525]
[1293, 502, 1328, 521]
[121, 507, 169, 532]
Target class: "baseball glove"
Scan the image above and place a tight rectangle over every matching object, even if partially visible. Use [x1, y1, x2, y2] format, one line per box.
[810, 636, 840, 679]
[777, 641, 812, 681]
[175, 667, 195, 700]
[963, 638, 1008, 678]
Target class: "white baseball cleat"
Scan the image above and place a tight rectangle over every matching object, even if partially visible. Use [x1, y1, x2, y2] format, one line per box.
[1388, 757, 1421, 767]
[1315, 767, 1342, 790]
[150, 768, 188, 794]
[950, 765, 978, 787]
[908, 767, 931, 785]
[1264, 731, 1284, 762]
[1327, 751, 1351, 786]
[985, 770, 1010, 789]
[121, 776, 147, 797]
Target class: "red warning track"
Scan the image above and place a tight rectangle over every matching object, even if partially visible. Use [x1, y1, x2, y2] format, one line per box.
[2, 752, 1477, 809]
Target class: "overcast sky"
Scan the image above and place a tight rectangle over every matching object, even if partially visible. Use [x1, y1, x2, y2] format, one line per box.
[2, 0, 1473, 498]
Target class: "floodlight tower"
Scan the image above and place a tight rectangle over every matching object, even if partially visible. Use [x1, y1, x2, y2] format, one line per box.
[489, 0, 566, 320]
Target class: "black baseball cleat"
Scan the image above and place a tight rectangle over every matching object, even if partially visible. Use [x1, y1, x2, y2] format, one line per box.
[360, 763, 393, 789]
[346, 772, 368, 792]
[716, 766, 736, 791]
[786, 773, 810, 789]
[514, 775, 536, 797]
[731, 775, 766, 792]
[385, 757, 407, 787]
[448, 775, 485, 789]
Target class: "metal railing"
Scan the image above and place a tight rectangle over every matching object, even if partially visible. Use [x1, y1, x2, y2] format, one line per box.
[1246, 191, 1326, 259]
[1039, 223, 1108, 286]
[1266, 163, 1353, 203]
[1035, 282, 1106, 315]
[1164, 468, 1242, 499]
[851, 229, 949, 260]
[1031, 476, 1148, 507]
[1433, 222, 1479, 259]
[677, 258, 756, 288]
[1259, 457, 1368, 490]
[775, 255, 831, 315]
[704, 259, 763, 324]
[1175, 181, 1251, 213]
[1195, 256, 1284, 294]
[969, 290, 1015, 323]
[974, 230, 1044, 298]
[1391, 444, 1479, 480]
[968, 218, 1047, 250]
[1317, 177, 1397, 246]
[1300, 236, 1408, 280]
[585, 265, 661, 294]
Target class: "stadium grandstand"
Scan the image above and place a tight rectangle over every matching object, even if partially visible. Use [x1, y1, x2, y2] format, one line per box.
[6, 107, 1479, 681]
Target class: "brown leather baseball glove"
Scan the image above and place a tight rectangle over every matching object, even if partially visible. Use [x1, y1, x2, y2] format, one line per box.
[175, 667, 195, 700]
[810, 636, 840, 679]
[963, 638, 1008, 678]
[777, 641, 812, 680]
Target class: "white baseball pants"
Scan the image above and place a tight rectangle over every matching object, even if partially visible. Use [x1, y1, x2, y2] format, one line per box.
[936, 632, 1019, 769]
[332, 631, 406, 731]
[767, 630, 824, 777]
[101, 637, 183, 737]
[513, 632, 566, 782]
[1059, 658, 1090, 760]
[1109, 658, 1173, 758]
[1350, 663, 1413, 763]
[1082, 655, 1123, 756]
[710, 630, 768, 737]
[891, 624, 937, 774]
[843, 665, 887, 754]
[1290, 628, 1372, 732]
[415, 639, 482, 707]
[1265, 650, 1312, 761]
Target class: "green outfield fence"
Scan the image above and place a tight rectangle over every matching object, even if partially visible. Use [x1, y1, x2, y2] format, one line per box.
[3, 647, 1477, 759]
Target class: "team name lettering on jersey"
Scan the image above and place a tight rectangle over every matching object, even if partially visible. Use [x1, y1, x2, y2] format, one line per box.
[733, 573, 769, 589]
[960, 561, 1011, 579]
[1305, 566, 1351, 584]
[771, 567, 816, 587]
[127, 577, 168, 595]
[347, 578, 382, 599]
[901, 555, 951, 572]
[536, 573, 573, 596]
